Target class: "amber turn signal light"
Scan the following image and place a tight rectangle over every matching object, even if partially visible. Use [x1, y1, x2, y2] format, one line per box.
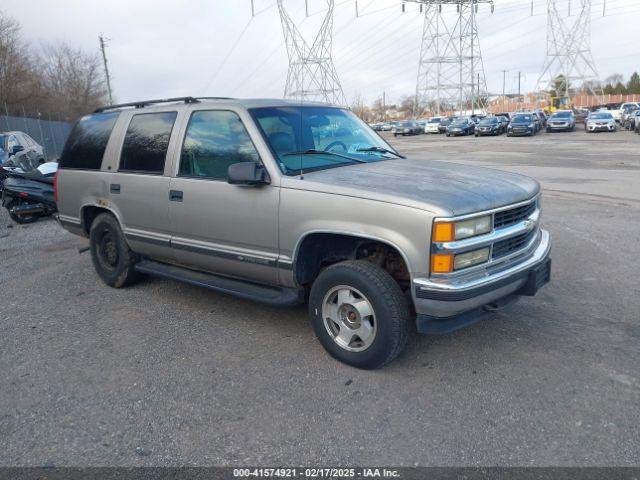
[431, 254, 454, 273]
[432, 222, 455, 242]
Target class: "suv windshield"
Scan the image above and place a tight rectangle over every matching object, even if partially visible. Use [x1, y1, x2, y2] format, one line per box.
[428, 118, 441, 123]
[590, 113, 612, 120]
[513, 114, 533, 122]
[479, 118, 498, 125]
[250, 106, 400, 175]
[451, 118, 468, 126]
[552, 111, 572, 118]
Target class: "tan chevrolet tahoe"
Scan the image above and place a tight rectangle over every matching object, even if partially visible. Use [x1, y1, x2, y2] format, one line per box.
[55, 97, 551, 369]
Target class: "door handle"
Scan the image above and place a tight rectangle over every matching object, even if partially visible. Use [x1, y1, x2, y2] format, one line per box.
[110, 184, 121, 194]
[169, 190, 183, 202]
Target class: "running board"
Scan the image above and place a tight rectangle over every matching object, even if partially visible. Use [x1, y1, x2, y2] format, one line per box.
[135, 260, 304, 306]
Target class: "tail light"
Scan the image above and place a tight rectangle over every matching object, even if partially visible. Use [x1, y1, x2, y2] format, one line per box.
[53, 169, 59, 203]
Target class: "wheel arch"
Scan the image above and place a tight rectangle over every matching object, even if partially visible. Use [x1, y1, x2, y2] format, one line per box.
[291, 230, 413, 291]
[80, 204, 123, 236]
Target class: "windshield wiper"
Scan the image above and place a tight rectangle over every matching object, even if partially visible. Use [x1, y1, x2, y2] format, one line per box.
[281, 149, 367, 163]
[355, 146, 405, 158]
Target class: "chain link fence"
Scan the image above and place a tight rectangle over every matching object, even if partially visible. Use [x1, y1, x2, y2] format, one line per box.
[2, 109, 73, 161]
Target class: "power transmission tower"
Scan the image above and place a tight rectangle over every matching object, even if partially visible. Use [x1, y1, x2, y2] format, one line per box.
[276, 0, 347, 106]
[98, 35, 114, 105]
[408, 0, 493, 118]
[537, 0, 602, 103]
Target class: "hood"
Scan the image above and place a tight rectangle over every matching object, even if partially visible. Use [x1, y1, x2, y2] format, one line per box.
[282, 158, 540, 217]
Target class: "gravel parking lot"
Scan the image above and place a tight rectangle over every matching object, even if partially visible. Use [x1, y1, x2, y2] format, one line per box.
[1, 128, 639, 466]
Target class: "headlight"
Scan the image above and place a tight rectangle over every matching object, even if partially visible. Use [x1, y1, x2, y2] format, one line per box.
[453, 247, 490, 270]
[432, 215, 492, 242]
[431, 247, 490, 274]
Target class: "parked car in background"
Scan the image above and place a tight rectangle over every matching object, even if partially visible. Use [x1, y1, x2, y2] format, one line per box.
[573, 109, 588, 124]
[0, 131, 45, 166]
[380, 122, 393, 131]
[370, 123, 384, 132]
[446, 117, 476, 136]
[497, 115, 510, 132]
[617, 102, 640, 123]
[627, 110, 640, 132]
[621, 105, 640, 130]
[534, 110, 548, 128]
[55, 97, 551, 369]
[392, 121, 423, 136]
[438, 116, 457, 134]
[531, 112, 543, 132]
[507, 113, 537, 136]
[475, 117, 503, 136]
[424, 117, 442, 134]
[584, 112, 616, 133]
[546, 111, 576, 132]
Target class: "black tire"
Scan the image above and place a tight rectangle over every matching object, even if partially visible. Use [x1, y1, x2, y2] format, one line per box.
[6, 199, 39, 224]
[309, 260, 410, 369]
[89, 213, 140, 288]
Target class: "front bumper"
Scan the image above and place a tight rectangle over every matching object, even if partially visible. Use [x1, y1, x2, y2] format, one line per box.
[448, 129, 467, 136]
[413, 228, 551, 333]
[587, 123, 615, 132]
[508, 128, 533, 136]
[547, 123, 572, 131]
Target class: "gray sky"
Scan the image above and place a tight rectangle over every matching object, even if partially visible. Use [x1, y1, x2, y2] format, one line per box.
[4, 0, 639, 105]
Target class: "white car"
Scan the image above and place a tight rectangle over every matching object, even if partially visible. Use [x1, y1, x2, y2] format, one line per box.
[617, 102, 640, 123]
[424, 116, 443, 134]
[585, 112, 616, 133]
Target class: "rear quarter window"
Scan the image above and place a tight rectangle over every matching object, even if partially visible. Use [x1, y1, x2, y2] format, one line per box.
[59, 112, 120, 170]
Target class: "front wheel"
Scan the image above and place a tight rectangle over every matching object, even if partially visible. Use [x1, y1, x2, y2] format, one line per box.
[89, 213, 140, 288]
[309, 260, 410, 369]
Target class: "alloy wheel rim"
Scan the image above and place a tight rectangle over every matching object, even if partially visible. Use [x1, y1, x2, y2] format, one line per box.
[322, 285, 377, 352]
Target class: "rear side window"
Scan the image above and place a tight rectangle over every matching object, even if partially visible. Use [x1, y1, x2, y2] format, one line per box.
[59, 112, 120, 169]
[119, 111, 177, 174]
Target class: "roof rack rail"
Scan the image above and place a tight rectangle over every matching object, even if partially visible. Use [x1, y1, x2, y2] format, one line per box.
[94, 96, 202, 113]
[94, 96, 236, 113]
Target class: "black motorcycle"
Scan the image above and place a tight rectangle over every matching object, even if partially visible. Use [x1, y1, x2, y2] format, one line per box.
[1, 165, 57, 224]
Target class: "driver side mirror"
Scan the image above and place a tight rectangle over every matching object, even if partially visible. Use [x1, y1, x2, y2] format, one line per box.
[10, 145, 24, 156]
[227, 161, 269, 186]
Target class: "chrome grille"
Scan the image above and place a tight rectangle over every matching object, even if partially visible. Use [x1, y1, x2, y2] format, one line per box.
[492, 230, 536, 259]
[494, 201, 537, 229]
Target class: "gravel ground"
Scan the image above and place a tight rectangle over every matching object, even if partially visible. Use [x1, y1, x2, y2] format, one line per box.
[1, 128, 639, 466]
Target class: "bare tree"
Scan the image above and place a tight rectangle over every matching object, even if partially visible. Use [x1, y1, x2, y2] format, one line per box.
[38, 43, 107, 121]
[351, 94, 372, 123]
[0, 12, 40, 111]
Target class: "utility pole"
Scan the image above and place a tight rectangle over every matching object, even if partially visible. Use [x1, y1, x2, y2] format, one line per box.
[382, 91, 386, 121]
[518, 71, 522, 111]
[502, 69, 508, 111]
[99, 35, 114, 105]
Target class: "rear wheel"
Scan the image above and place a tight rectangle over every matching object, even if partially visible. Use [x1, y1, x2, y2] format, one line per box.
[6, 199, 39, 224]
[309, 260, 410, 369]
[89, 213, 140, 288]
